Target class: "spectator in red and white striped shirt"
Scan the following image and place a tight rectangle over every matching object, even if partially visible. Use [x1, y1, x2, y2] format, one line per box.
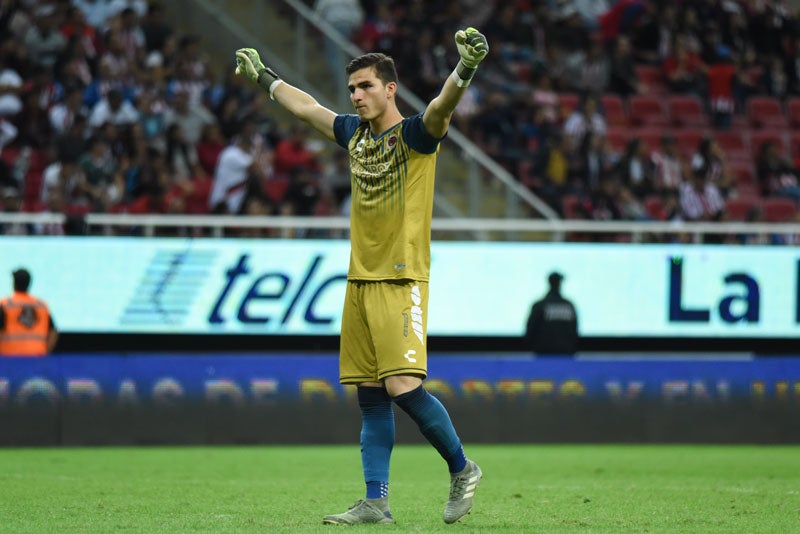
[679, 167, 724, 221]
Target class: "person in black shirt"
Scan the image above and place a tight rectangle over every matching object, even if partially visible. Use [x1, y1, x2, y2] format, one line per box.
[525, 271, 579, 355]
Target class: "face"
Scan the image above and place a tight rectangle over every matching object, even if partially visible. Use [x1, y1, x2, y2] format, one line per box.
[348, 67, 394, 121]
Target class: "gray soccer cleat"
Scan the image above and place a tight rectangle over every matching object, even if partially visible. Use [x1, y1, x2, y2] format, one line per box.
[443, 459, 482, 524]
[322, 499, 394, 525]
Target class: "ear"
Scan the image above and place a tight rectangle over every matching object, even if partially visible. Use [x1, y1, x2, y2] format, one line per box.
[385, 81, 397, 99]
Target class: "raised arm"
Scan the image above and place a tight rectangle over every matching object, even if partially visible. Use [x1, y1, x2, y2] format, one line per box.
[235, 48, 337, 141]
[422, 28, 488, 139]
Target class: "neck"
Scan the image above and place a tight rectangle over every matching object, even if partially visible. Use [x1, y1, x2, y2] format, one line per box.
[369, 108, 403, 136]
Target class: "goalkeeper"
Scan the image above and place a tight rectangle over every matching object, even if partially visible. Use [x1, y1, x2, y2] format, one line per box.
[235, 28, 488, 525]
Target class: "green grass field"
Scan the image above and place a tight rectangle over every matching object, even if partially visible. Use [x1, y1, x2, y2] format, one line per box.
[1, 444, 798, 533]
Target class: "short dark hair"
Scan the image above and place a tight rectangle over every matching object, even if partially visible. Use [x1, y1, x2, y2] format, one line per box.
[12, 268, 31, 292]
[345, 53, 398, 85]
[548, 271, 564, 289]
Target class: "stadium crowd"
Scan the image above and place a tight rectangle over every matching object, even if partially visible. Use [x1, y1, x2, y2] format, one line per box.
[2, 0, 800, 242]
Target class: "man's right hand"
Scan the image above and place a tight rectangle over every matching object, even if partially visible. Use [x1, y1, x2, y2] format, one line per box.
[235, 48, 266, 84]
[235, 48, 282, 95]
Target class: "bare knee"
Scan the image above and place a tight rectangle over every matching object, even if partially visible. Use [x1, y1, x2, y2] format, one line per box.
[383, 375, 423, 398]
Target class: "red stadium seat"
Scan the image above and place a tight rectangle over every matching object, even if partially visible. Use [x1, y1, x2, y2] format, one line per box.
[731, 114, 751, 130]
[600, 94, 627, 126]
[561, 194, 580, 219]
[760, 197, 797, 222]
[558, 93, 580, 115]
[746, 96, 789, 129]
[23, 170, 43, 207]
[724, 197, 758, 221]
[790, 131, 800, 167]
[644, 196, 666, 220]
[0, 146, 19, 167]
[736, 182, 761, 199]
[787, 97, 800, 129]
[635, 65, 666, 95]
[629, 95, 668, 127]
[263, 177, 290, 203]
[729, 161, 756, 187]
[65, 203, 92, 216]
[728, 161, 761, 199]
[605, 127, 630, 153]
[668, 95, 709, 128]
[632, 127, 666, 154]
[750, 129, 789, 159]
[714, 130, 747, 152]
[673, 129, 709, 159]
[714, 130, 750, 163]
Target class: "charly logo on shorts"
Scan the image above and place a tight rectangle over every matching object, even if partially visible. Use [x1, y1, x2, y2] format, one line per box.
[410, 285, 424, 344]
[120, 248, 216, 326]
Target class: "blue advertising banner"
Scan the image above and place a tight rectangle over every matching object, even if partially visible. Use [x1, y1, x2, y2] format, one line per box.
[2, 354, 799, 406]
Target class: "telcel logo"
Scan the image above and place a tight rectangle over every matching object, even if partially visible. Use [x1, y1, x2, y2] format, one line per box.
[208, 254, 347, 327]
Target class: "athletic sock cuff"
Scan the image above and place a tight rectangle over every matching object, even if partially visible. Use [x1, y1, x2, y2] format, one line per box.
[358, 386, 392, 405]
[391, 384, 426, 410]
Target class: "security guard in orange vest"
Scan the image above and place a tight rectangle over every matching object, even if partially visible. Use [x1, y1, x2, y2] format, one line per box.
[0, 268, 58, 357]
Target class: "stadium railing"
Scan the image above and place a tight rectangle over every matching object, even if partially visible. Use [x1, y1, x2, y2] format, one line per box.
[3, 212, 800, 243]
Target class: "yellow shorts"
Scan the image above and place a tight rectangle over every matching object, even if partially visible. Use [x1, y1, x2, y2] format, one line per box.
[339, 280, 428, 384]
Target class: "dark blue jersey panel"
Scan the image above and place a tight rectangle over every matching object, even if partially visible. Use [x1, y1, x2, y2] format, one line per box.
[334, 114, 363, 148]
[402, 112, 442, 154]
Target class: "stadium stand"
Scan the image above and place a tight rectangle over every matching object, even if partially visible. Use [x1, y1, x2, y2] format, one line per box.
[668, 95, 709, 129]
[761, 197, 798, 222]
[600, 94, 627, 127]
[1, 0, 799, 239]
[746, 96, 789, 129]
[787, 97, 800, 130]
[724, 197, 758, 222]
[629, 95, 669, 127]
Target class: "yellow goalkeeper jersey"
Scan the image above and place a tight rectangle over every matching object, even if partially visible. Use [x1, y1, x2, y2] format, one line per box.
[334, 112, 442, 281]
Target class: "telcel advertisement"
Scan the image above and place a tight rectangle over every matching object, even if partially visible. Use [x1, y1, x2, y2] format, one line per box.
[0, 237, 798, 338]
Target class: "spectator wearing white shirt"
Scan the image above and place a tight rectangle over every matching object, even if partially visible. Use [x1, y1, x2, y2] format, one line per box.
[208, 116, 265, 214]
[24, 5, 66, 69]
[115, 7, 147, 66]
[73, 0, 115, 29]
[107, 0, 149, 19]
[571, 0, 611, 29]
[163, 89, 215, 145]
[679, 168, 724, 221]
[88, 88, 139, 130]
[651, 134, 686, 193]
[563, 94, 607, 152]
[0, 117, 17, 151]
[41, 155, 87, 206]
[48, 88, 86, 135]
[0, 57, 23, 117]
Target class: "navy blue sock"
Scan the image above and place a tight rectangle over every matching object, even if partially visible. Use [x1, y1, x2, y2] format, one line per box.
[392, 385, 467, 473]
[358, 387, 394, 500]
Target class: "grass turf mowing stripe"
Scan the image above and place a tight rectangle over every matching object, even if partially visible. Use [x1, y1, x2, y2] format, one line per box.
[0, 444, 797, 532]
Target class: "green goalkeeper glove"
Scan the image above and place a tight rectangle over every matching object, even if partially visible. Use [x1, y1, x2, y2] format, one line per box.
[452, 27, 488, 87]
[235, 48, 283, 99]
